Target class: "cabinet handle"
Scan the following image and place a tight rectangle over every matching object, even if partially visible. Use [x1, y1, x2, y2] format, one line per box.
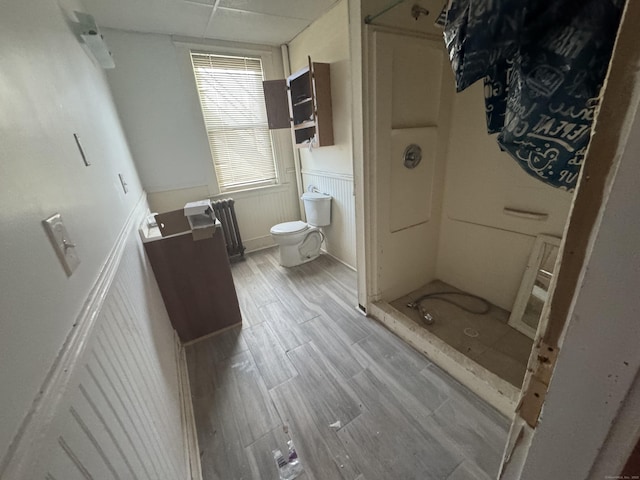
[503, 207, 549, 221]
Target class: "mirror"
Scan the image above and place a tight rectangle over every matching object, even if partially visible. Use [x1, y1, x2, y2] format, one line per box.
[509, 234, 561, 339]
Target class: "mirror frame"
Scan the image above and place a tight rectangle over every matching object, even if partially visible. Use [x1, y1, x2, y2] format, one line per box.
[508, 234, 562, 339]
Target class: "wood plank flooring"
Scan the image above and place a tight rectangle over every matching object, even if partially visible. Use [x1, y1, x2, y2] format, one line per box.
[186, 249, 509, 480]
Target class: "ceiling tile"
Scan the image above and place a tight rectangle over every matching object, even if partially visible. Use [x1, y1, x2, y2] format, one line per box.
[205, 8, 310, 45]
[218, 0, 337, 21]
[83, 0, 341, 45]
[83, 0, 212, 37]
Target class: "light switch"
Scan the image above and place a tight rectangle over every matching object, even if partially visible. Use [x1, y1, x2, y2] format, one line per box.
[43, 213, 80, 276]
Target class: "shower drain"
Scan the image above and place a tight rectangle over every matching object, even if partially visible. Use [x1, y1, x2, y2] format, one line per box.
[463, 327, 480, 338]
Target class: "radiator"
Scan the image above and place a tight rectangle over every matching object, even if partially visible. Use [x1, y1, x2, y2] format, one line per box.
[212, 198, 245, 258]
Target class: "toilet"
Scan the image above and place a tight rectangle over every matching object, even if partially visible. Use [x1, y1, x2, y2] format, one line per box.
[270, 192, 331, 267]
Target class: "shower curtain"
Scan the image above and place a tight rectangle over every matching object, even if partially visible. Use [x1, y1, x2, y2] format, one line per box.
[443, 0, 623, 191]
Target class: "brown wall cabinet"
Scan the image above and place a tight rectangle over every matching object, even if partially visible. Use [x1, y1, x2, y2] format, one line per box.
[263, 57, 334, 148]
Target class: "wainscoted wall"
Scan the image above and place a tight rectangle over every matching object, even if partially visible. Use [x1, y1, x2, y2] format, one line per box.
[146, 172, 301, 254]
[302, 170, 356, 268]
[213, 173, 301, 252]
[289, 0, 357, 270]
[2, 202, 194, 479]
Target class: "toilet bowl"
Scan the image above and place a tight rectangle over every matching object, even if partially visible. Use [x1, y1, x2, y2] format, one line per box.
[270, 191, 331, 267]
[270, 221, 324, 267]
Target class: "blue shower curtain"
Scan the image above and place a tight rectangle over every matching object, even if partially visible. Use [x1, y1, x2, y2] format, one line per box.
[444, 0, 623, 191]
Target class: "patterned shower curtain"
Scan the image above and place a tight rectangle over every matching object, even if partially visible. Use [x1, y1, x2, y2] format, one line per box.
[443, 0, 623, 191]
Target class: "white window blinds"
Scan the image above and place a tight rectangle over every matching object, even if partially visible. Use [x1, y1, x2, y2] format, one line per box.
[190, 52, 277, 191]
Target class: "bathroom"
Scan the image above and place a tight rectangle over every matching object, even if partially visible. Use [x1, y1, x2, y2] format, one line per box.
[101, 0, 612, 421]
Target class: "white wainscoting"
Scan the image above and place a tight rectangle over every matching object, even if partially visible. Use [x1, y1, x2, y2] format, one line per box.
[213, 175, 300, 253]
[302, 169, 356, 268]
[2, 197, 197, 479]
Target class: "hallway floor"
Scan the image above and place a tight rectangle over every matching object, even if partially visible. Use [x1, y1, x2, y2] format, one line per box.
[186, 249, 509, 480]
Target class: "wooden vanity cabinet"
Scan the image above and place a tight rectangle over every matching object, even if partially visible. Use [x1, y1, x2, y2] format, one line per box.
[143, 226, 242, 342]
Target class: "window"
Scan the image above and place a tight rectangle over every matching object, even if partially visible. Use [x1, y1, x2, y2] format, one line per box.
[190, 52, 278, 192]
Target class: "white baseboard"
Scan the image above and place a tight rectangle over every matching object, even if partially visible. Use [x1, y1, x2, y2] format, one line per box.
[175, 333, 203, 480]
[321, 248, 356, 271]
[244, 235, 276, 253]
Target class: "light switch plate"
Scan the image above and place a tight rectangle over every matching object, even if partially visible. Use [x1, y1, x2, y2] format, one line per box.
[43, 213, 80, 276]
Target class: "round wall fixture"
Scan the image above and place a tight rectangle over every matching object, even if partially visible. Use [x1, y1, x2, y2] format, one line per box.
[403, 144, 422, 169]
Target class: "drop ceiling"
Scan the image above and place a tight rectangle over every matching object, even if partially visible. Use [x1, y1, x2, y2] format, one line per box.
[82, 0, 340, 46]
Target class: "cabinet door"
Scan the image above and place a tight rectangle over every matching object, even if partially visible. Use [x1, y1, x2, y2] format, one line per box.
[311, 62, 334, 147]
[143, 229, 242, 342]
[263, 79, 289, 129]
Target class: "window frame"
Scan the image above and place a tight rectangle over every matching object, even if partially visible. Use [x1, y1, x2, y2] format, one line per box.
[179, 40, 289, 195]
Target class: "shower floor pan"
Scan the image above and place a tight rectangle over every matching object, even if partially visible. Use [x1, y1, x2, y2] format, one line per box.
[369, 280, 533, 417]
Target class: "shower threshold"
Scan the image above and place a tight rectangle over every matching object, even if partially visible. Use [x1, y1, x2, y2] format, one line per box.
[369, 280, 533, 417]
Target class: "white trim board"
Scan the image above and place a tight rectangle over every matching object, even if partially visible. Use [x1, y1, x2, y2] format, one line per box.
[301, 168, 354, 181]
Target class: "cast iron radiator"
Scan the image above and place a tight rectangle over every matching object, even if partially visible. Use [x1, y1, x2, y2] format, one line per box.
[211, 198, 245, 258]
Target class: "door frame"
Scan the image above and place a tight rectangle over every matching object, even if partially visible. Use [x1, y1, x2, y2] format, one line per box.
[499, 1, 640, 477]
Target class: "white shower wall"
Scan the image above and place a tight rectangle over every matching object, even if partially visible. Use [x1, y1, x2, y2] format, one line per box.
[436, 82, 573, 310]
[370, 31, 453, 301]
[367, 28, 572, 312]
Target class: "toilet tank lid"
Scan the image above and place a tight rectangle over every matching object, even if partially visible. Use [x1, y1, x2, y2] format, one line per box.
[271, 221, 309, 235]
[301, 192, 331, 201]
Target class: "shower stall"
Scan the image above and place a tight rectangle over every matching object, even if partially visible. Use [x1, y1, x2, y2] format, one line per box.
[363, 26, 573, 415]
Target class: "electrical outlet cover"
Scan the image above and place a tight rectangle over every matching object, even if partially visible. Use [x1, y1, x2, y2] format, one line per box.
[43, 213, 80, 276]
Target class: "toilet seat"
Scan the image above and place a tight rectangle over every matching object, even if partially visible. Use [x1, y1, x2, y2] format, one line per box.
[270, 221, 309, 236]
[269, 221, 323, 267]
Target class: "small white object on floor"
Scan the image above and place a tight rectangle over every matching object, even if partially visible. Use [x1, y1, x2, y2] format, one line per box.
[329, 421, 342, 429]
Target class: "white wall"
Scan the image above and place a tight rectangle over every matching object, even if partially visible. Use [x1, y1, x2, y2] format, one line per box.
[288, 0, 357, 267]
[102, 29, 214, 193]
[0, 0, 188, 475]
[103, 29, 300, 251]
[437, 82, 572, 310]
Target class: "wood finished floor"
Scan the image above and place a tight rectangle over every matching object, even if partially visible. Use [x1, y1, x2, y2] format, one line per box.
[186, 249, 509, 480]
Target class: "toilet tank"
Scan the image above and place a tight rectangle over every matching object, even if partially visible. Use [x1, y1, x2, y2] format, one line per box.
[302, 192, 331, 226]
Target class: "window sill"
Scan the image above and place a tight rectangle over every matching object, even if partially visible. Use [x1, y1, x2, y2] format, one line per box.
[210, 182, 293, 200]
